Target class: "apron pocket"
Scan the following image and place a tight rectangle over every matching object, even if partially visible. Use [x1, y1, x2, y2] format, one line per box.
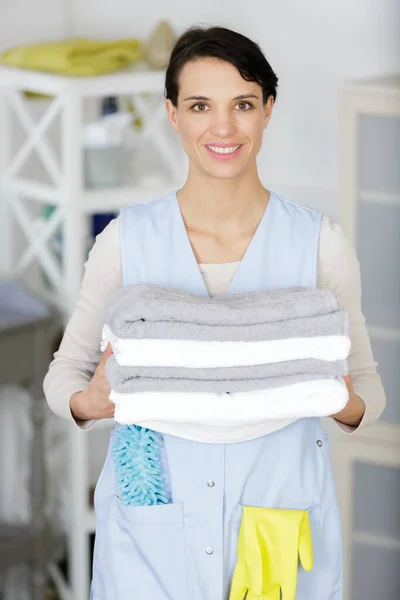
[231, 501, 318, 526]
[228, 503, 319, 600]
[106, 495, 189, 600]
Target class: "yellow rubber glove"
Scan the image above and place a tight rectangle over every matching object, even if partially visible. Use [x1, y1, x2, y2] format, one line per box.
[229, 506, 313, 600]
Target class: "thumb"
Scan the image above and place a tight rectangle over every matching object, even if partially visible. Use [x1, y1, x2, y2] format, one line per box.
[100, 342, 113, 364]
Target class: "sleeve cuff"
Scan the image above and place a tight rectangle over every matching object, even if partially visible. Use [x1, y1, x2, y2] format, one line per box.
[45, 379, 99, 430]
[333, 389, 385, 435]
[333, 416, 363, 435]
[74, 417, 98, 431]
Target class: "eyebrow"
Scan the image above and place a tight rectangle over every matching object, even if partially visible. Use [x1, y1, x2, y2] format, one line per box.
[183, 94, 259, 102]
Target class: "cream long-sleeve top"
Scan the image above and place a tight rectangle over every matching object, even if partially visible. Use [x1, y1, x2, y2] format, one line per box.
[43, 214, 386, 434]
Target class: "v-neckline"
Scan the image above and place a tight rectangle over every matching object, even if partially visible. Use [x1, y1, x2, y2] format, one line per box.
[173, 189, 274, 298]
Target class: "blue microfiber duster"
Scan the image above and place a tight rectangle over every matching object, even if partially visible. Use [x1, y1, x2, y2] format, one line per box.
[112, 425, 172, 506]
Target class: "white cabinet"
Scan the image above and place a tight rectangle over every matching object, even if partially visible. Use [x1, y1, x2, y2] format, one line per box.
[335, 73, 400, 600]
[0, 63, 187, 600]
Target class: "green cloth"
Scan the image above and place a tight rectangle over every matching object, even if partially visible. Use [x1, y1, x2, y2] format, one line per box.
[1, 38, 144, 76]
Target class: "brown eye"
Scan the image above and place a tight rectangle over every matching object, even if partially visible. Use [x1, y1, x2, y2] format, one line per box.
[236, 101, 252, 110]
[192, 102, 208, 112]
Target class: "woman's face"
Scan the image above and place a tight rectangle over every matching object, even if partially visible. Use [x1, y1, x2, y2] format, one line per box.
[166, 57, 274, 180]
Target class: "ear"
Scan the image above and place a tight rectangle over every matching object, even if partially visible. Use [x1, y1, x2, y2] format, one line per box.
[165, 99, 180, 134]
[263, 96, 274, 129]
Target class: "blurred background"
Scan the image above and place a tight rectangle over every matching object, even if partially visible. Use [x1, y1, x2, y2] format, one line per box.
[0, 1, 399, 599]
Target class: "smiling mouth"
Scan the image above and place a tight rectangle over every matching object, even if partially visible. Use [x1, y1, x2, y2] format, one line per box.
[206, 144, 243, 155]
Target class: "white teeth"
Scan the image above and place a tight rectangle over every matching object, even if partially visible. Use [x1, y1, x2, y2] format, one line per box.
[207, 145, 241, 154]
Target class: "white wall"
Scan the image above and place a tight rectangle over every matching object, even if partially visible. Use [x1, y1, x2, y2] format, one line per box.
[69, 0, 400, 217]
[0, 0, 71, 52]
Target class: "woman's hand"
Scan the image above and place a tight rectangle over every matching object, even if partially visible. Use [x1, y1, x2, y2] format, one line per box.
[329, 374, 366, 428]
[69, 343, 115, 421]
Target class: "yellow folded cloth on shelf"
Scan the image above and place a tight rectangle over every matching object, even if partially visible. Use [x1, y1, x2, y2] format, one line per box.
[229, 506, 314, 600]
[0, 38, 144, 76]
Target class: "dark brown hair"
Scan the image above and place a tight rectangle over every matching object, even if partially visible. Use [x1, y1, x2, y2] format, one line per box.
[165, 25, 279, 107]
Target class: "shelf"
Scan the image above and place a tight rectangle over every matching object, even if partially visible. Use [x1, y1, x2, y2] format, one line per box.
[0, 63, 166, 98]
[81, 178, 183, 214]
[85, 509, 96, 534]
[343, 73, 400, 98]
[73, 66, 166, 98]
[0, 522, 64, 573]
[341, 72, 400, 128]
[368, 325, 400, 342]
[4, 177, 62, 204]
[359, 190, 400, 207]
[3, 176, 184, 213]
[338, 72, 400, 600]
[353, 531, 400, 552]
[0, 524, 37, 569]
[0, 61, 185, 600]
[48, 562, 72, 600]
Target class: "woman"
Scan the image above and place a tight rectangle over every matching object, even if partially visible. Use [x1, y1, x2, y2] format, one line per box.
[44, 25, 386, 599]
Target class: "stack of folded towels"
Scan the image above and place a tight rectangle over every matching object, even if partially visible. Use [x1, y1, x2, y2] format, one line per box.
[101, 284, 351, 445]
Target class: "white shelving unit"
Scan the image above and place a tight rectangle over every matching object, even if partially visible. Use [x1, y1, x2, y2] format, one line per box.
[334, 73, 400, 600]
[0, 63, 187, 600]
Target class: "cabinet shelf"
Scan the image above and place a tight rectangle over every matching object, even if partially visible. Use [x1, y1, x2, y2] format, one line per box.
[81, 178, 183, 214]
[0, 63, 166, 98]
[337, 71, 400, 600]
[4, 176, 184, 214]
[360, 190, 400, 207]
[368, 325, 400, 342]
[0, 63, 186, 600]
[85, 510, 96, 535]
[353, 531, 400, 552]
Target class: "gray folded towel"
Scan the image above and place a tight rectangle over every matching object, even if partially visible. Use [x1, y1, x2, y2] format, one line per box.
[106, 355, 348, 394]
[105, 284, 347, 342]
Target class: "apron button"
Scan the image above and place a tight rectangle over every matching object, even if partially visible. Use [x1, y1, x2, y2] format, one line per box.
[207, 480, 215, 487]
[317, 439, 323, 447]
[206, 547, 214, 555]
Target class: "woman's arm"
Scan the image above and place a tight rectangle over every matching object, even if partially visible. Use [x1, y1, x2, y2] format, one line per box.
[317, 215, 386, 434]
[43, 217, 122, 429]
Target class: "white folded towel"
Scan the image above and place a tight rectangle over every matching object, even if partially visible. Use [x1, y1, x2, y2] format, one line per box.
[110, 378, 348, 444]
[101, 324, 350, 368]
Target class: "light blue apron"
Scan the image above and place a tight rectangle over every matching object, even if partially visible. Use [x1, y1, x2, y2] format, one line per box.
[90, 189, 343, 600]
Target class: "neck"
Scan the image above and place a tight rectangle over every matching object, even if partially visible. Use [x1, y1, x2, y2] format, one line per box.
[176, 167, 270, 235]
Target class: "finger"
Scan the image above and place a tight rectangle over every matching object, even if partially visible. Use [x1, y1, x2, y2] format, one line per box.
[342, 374, 354, 393]
[228, 561, 247, 600]
[247, 588, 280, 600]
[104, 341, 113, 355]
[104, 405, 115, 418]
[98, 343, 113, 368]
[99, 398, 115, 418]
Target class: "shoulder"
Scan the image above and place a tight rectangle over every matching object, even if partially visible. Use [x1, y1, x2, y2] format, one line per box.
[319, 214, 357, 263]
[270, 191, 323, 246]
[318, 214, 360, 290]
[271, 190, 323, 220]
[120, 190, 176, 222]
[85, 215, 121, 281]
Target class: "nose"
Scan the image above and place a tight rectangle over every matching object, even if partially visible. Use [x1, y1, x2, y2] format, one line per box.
[209, 108, 236, 138]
